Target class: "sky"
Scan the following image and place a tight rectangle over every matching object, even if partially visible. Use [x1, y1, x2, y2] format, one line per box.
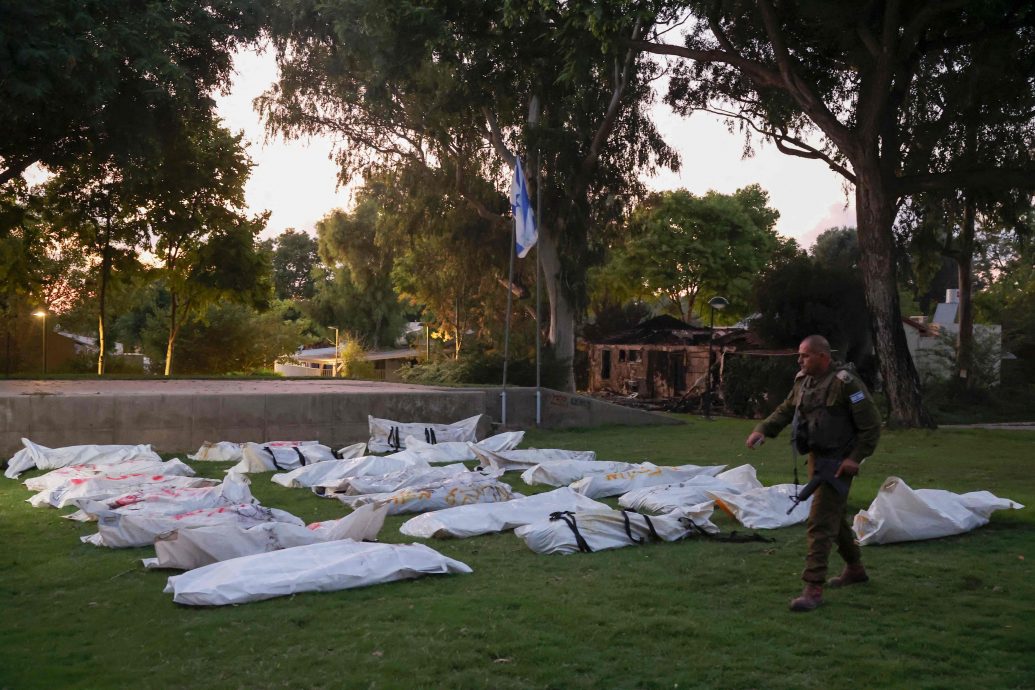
[215, 49, 856, 248]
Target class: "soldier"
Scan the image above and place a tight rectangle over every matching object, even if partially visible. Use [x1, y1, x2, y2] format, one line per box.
[745, 334, 881, 612]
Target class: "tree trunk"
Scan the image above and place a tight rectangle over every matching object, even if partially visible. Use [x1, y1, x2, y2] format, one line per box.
[96, 223, 110, 376]
[164, 294, 177, 377]
[454, 292, 462, 359]
[854, 174, 935, 428]
[538, 220, 576, 392]
[955, 197, 976, 389]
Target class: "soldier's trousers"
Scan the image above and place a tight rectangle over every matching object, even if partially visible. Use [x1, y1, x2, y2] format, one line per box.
[802, 474, 862, 584]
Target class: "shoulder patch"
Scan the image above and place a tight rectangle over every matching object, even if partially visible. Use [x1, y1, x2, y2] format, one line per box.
[836, 370, 854, 383]
[849, 390, 865, 404]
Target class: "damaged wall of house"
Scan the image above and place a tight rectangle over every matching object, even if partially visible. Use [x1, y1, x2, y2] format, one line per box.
[589, 344, 714, 399]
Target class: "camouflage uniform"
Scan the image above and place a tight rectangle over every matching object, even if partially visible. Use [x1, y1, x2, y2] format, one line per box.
[754, 363, 881, 584]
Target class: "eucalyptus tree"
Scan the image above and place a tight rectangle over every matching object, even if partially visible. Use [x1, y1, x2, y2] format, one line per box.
[312, 200, 407, 349]
[630, 1, 1035, 426]
[40, 155, 149, 374]
[392, 201, 513, 359]
[142, 120, 271, 376]
[261, 0, 676, 390]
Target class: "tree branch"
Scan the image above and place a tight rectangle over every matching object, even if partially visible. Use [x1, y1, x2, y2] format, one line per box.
[582, 18, 644, 179]
[482, 107, 516, 167]
[700, 106, 857, 183]
[628, 39, 784, 90]
[755, 0, 857, 154]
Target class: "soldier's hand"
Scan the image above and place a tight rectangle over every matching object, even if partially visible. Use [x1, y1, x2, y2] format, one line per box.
[745, 432, 765, 449]
[835, 459, 860, 478]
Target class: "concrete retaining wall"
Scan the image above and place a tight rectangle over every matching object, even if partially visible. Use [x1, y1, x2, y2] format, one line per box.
[0, 380, 680, 456]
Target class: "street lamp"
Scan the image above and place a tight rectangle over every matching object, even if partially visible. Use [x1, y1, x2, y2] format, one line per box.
[703, 296, 729, 419]
[32, 310, 47, 376]
[329, 326, 340, 378]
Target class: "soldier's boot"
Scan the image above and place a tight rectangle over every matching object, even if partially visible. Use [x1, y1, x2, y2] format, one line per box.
[827, 563, 869, 588]
[789, 584, 824, 612]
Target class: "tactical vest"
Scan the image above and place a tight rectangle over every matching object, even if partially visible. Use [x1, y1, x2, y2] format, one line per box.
[793, 366, 856, 455]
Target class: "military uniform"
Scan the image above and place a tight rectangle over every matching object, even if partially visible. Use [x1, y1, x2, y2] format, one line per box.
[754, 363, 881, 584]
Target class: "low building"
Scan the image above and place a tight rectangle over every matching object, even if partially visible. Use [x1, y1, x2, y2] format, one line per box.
[903, 289, 1002, 386]
[0, 316, 144, 375]
[275, 346, 420, 381]
[587, 315, 727, 399]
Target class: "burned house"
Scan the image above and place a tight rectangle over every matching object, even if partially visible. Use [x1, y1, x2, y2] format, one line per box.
[587, 315, 724, 399]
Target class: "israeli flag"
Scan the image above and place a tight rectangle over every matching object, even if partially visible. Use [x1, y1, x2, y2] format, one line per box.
[510, 157, 538, 258]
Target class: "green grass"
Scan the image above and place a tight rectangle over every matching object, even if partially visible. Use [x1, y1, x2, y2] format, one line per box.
[1, 419, 1032, 690]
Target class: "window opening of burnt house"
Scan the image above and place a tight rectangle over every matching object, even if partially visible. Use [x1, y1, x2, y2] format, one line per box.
[601, 349, 612, 380]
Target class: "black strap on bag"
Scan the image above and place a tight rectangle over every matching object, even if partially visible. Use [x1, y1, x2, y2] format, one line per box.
[621, 509, 660, 544]
[549, 511, 593, 553]
[293, 447, 308, 466]
[263, 446, 287, 471]
[682, 517, 775, 544]
[424, 428, 438, 444]
[388, 426, 401, 451]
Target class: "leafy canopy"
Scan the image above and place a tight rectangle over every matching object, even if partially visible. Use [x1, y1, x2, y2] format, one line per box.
[596, 184, 780, 322]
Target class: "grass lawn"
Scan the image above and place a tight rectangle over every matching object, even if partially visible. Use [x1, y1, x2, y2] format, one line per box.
[0, 418, 1032, 690]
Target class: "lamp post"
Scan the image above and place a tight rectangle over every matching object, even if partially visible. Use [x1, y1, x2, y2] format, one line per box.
[703, 296, 729, 419]
[32, 310, 47, 376]
[329, 326, 339, 378]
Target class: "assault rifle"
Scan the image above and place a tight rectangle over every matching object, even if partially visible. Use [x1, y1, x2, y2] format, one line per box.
[786, 454, 851, 514]
[787, 409, 851, 514]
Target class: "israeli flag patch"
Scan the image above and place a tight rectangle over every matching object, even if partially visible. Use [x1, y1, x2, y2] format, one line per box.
[850, 391, 865, 404]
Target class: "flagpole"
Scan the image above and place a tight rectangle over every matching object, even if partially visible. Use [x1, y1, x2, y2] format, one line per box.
[534, 146, 542, 428]
[501, 206, 516, 428]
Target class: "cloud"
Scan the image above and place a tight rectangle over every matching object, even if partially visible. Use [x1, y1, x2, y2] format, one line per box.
[797, 202, 857, 249]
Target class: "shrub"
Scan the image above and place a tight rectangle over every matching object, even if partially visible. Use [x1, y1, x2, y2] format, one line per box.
[336, 336, 375, 379]
[400, 348, 570, 389]
[721, 353, 798, 418]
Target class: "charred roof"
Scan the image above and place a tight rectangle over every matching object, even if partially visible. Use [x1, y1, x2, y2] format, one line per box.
[593, 314, 714, 345]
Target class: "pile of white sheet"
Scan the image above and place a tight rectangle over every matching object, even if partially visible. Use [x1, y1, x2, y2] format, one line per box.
[618, 465, 763, 514]
[395, 431, 524, 463]
[470, 446, 597, 473]
[571, 463, 726, 499]
[24, 457, 194, 493]
[330, 472, 517, 515]
[163, 539, 472, 606]
[82, 502, 305, 548]
[228, 441, 348, 474]
[520, 459, 641, 487]
[144, 503, 389, 570]
[516, 505, 719, 555]
[5, 439, 161, 479]
[273, 453, 430, 489]
[707, 483, 812, 529]
[329, 464, 470, 495]
[189, 440, 367, 465]
[68, 473, 255, 522]
[28, 464, 214, 510]
[188, 441, 245, 462]
[400, 487, 608, 539]
[853, 476, 1024, 545]
[367, 413, 485, 453]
